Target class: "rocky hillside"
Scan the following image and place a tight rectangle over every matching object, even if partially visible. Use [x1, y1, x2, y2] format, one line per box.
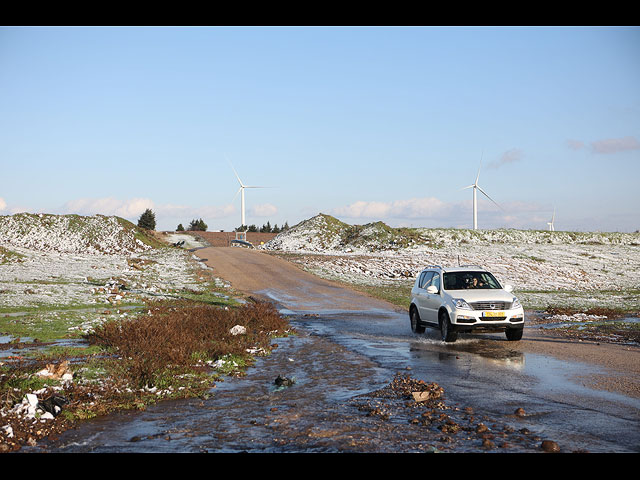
[261, 214, 421, 253]
[0, 213, 160, 255]
[261, 214, 640, 254]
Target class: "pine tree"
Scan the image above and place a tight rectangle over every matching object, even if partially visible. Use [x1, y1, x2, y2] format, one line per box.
[260, 221, 273, 233]
[176, 223, 184, 231]
[137, 209, 156, 230]
[188, 218, 208, 231]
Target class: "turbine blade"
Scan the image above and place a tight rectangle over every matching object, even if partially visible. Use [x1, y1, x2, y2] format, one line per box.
[227, 157, 244, 187]
[477, 185, 503, 210]
[475, 151, 483, 184]
[232, 187, 241, 203]
[460, 185, 475, 190]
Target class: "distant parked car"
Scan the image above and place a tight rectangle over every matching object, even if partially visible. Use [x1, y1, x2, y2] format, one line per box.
[230, 239, 254, 248]
[409, 265, 524, 342]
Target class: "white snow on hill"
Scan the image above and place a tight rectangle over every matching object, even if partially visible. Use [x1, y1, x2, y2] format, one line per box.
[0, 213, 212, 310]
[0, 213, 152, 255]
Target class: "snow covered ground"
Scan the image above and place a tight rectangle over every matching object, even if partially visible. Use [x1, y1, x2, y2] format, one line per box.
[261, 214, 640, 311]
[0, 214, 217, 312]
[161, 232, 211, 250]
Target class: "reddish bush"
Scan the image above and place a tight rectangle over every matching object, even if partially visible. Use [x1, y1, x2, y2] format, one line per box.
[87, 300, 290, 388]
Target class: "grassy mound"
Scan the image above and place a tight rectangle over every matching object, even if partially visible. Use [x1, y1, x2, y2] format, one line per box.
[0, 213, 164, 255]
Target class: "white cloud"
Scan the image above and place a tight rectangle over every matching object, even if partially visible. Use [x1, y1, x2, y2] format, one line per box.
[329, 196, 563, 230]
[0, 197, 6, 212]
[59, 197, 155, 218]
[156, 203, 236, 219]
[56, 197, 237, 228]
[591, 136, 640, 154]
[566, 139, 584, 150]
[250, 203, 278, 217]
[488, 148, 524, 169]
[331, 197, 451, 220]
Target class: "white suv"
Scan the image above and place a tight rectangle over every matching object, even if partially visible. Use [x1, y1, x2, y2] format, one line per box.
[409, 265, 524, 343]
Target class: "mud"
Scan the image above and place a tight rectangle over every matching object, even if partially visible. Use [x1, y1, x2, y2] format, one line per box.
[26, 247, 640, 453]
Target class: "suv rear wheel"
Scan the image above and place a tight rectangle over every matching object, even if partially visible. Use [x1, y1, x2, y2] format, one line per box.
[410, 306, 425, 334]
[439, 311, 458, 343]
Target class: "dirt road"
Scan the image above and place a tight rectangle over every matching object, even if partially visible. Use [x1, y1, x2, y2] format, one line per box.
[196, 246, 398, 312]
[196, 247, 640, 399]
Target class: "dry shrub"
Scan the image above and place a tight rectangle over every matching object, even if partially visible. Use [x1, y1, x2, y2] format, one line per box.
[86, 300, 289, 388]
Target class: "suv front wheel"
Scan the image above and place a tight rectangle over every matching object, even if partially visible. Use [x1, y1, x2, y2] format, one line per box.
[505, 327, 523, 341]
[439, 311, 458, 343]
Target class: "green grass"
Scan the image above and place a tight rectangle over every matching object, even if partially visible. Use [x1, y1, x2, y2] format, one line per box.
[330, 280, 414, 309]
[517, 289, 640, 312]
[0, 246, 25, 264]
[172, 287, 238, 307]
[31, 345, 104, 360]
[0, 307, 146, 341]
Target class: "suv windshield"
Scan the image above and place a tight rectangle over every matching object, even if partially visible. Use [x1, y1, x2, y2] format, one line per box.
[443, 271, 502, 290]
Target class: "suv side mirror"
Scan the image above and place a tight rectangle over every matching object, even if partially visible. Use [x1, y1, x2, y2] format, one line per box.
[504, 284, 513, 292]
[426, 285, 438, 294]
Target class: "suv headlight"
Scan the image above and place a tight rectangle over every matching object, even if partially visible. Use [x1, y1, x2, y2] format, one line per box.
[512, 297, 521, 309]
[453, 298, 472, 310]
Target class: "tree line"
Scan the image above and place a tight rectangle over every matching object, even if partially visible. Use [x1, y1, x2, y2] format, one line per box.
[233, 221, 289, 233]
[137, 208, 288, 233]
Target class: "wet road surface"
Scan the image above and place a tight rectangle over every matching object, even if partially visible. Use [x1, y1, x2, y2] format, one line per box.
[30, 248, 640, 453]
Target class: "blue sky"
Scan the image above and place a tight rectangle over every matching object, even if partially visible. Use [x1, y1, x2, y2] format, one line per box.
[1, 26, 639, 232]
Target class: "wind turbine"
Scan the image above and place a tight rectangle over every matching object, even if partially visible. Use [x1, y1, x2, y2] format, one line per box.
[462, 157, 502, 230]
[229, 161, 266, 229]
[547, 209, 555, 231]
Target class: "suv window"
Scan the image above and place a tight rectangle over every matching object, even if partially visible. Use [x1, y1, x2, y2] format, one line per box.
[431, 272, 440, 292]
[419, 271, 434, 289]
[443, 271, 501, 290]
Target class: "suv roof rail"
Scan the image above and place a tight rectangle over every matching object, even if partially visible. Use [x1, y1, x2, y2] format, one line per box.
[458, 264, 485, 269]
[422, 265, 442, 270]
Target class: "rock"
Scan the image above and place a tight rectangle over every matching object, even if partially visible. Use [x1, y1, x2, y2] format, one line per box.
[35, 361, 73, 380]
[230, 325, 246, 336]
[514, 407, 526, 417]
[26, 393, 39, 407]
[274, 375, 295, 387]
[541, 440, 560, 452]
[475, 423, 489, 433]
[412, 391, 433, 403]
[482, 438, 495, 449]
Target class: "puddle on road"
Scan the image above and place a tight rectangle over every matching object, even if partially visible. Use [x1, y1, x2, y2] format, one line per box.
[283, 306, 640, 453]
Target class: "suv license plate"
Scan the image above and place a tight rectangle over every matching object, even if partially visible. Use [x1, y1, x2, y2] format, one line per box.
[483, 311, 505, 318]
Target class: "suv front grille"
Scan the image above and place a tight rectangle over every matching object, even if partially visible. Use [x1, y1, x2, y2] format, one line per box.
[470, 301, 512, 311]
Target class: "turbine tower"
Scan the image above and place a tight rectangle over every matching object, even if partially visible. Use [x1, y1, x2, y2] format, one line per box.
[229, 162, 265, 229]
[462, 158, 501, 230]
[548, 209, 555, 231]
